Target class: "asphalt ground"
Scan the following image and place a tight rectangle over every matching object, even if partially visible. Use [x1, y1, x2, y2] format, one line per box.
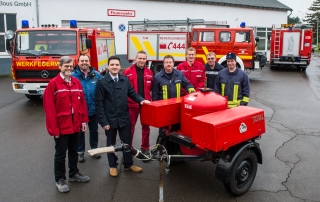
[1, 54, 320, 201]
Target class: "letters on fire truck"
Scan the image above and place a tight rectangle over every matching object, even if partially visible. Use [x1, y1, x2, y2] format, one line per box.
[127, 19, 267, 74]
[269, 24, 313, 71]
[5, 20, 116, 100]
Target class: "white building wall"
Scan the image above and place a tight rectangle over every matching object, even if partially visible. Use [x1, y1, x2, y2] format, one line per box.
[36, 0, 288, 55]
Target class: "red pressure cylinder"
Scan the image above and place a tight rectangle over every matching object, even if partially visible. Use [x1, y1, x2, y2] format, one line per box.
[181, 88, 228, 139]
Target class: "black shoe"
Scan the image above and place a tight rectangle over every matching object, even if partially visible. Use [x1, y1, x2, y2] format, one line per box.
[141, 149, 151, 163]
[78, 154, 85, 162]
[92, 154, 101, 159]
[69, 173, 90, 183]
[56, 179, 69, 193]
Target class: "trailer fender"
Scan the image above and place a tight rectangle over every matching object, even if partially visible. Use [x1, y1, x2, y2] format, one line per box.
[215, 141, 262, 184]
[218, 55, 244, 71]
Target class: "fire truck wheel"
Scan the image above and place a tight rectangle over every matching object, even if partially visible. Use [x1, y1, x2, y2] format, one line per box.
[223, 149, 257, 196]
[25, 94, 41, 100]
[151, 63, 164, 75]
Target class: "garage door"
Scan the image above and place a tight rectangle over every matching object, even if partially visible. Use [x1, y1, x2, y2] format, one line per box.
[61, 20, 112, 31]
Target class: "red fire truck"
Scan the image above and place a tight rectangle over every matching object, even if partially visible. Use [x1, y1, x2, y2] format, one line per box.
[5, 20, 115, 100]
[269, 24, 313, 71]
[127, 19, 266, 74]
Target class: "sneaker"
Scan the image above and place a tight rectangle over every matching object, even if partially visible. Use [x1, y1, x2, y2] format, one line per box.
[141, 149, 151, 163]
[110, 168, 118, 177]
[124, 165, 143, 173]
[78, 154, 85, 162]
[92, 154, 101, 159]
[69, 173, 90, 182]
[56, 179, 69, 193]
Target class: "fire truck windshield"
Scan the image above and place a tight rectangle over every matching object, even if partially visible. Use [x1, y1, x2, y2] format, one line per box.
[15, 30, 77, 56]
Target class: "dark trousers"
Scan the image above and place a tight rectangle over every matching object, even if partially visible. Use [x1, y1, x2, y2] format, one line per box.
[105, 125, 133, 168]
[78, 114, 99, 154]
[54, 133, 79, 182]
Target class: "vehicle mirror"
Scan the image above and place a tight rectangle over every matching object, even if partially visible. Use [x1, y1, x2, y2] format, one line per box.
[246, 31, 251, 42]
[6, 39, 13, 54]
[86, 39, 92, 49]
[255, 36, 259, 42]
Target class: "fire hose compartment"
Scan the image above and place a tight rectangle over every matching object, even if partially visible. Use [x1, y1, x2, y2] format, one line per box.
[141, 98, 181, 128]
[191, 106, 265, 152]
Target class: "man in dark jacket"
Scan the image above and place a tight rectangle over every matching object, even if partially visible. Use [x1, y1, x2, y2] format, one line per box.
[122, 50, 153, 158]
[72, 54, 102, 162]
[214, 52, 250, 108]
[152, 55, 195, 101]
[95, 55, 150, 177]
[204, 52, 224, 89]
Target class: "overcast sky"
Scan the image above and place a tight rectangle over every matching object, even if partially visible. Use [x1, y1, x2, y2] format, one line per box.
[278, 0, 314, 20]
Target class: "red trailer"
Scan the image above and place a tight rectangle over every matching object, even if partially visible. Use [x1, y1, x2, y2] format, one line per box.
[269, 24, 313, 71]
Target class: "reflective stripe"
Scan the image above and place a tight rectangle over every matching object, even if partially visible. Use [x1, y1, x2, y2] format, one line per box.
[206, 71, 219, 75]
[242, 96, 250, 103]
[162, 85, 168, 100]
[188, 88, 195, 93]
[221, 83, 225, 96]
[233, 84, 239, 102]
[176, 83, 181, 98]
[228, 100, 240, 108]
[54, 89, 83, 94]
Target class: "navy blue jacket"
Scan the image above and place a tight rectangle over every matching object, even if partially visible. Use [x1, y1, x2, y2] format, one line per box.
[95, 72, 144, 128]
[204, 62, 224, 90]
[214, 68, 250, 106]
[152, 69, 194, 101]
[72, 66, 101, 116]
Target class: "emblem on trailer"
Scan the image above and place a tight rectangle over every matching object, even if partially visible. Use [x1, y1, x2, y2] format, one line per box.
[41, 70, 49, 78]
[239, 122, 247, 133]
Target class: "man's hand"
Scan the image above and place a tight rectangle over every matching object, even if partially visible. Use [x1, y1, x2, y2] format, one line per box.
[140, 100, 151, 105]
[103, 125, 110, 130]
[82, 123, 87, 132]
[55, 135, 60, 138]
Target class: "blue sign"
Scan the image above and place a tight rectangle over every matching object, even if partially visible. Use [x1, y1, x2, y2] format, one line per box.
[118, 24, 126, 32]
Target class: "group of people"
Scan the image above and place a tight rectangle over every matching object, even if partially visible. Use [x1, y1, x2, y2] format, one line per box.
[43, 47, 250, 193]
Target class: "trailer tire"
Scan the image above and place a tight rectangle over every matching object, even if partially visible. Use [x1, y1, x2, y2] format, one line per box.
[302, 67, 307, 71]
[223, 149, 258, 196]
[25, 94, 41, 100]
[151, 63, 164, 75]
[296, 66, 302, 71]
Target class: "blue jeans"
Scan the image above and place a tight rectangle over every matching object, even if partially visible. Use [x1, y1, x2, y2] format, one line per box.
[78, 114, 99, 154]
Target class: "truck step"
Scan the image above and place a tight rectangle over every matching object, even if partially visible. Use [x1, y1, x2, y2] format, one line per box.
[169, 132, 196, 149]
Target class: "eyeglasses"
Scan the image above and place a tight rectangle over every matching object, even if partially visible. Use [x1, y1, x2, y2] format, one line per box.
[62, 65, 74, 69]
[207, 58, 215, 60]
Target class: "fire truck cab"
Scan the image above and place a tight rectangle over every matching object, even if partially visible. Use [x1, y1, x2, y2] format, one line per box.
[5, 20, 115, 100]
[127, 19, 266, 75]
[269, 24, 313, 71]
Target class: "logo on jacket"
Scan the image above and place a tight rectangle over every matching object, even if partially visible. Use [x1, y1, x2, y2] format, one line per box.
[41, 70, 49, 78]
[239, 122, 247, 133]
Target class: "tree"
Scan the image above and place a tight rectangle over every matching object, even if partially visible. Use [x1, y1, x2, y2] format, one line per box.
[304, 0, 320, 44]
[288, 16, 301, 24]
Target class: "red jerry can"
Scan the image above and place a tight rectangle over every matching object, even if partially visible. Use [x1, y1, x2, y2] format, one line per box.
[180, 89, 228, 139]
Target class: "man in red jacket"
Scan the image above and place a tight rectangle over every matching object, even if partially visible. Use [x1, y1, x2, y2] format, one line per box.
[123, 50, 153, 160]
[177, 47, 205, 95]
[43, 56, 90, 193]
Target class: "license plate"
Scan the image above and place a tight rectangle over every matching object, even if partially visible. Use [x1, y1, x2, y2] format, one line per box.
[37, 90, 45, 95]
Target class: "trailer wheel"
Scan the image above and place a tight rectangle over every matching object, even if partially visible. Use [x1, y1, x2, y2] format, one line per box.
[302, 67, 307, 71]
[25, 94, 41, 100]
[151, 63, 164, 75]
[223, 149, 257, 196]
[296, 66, 301, 71]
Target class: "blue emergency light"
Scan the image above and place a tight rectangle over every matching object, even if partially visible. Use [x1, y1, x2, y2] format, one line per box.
[70, 20, 77, 28]
[22, 20, 29, 28]
[240, 22, 246, 28]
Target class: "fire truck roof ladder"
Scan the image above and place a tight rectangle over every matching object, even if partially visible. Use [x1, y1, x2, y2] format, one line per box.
[128, 18, 204, 31]
[273, 25, 281, 58]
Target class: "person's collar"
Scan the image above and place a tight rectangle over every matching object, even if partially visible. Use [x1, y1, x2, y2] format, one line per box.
[60, 72, 71, 83]
[109, 72, 118, 80]
[135, 64, 144, 70]
[80, 68, 90, 77]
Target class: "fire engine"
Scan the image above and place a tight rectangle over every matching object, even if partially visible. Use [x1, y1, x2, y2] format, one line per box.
[269, 24, 313, 71]
[127, 19, 266, 74]
[5, 20, 115, 100]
